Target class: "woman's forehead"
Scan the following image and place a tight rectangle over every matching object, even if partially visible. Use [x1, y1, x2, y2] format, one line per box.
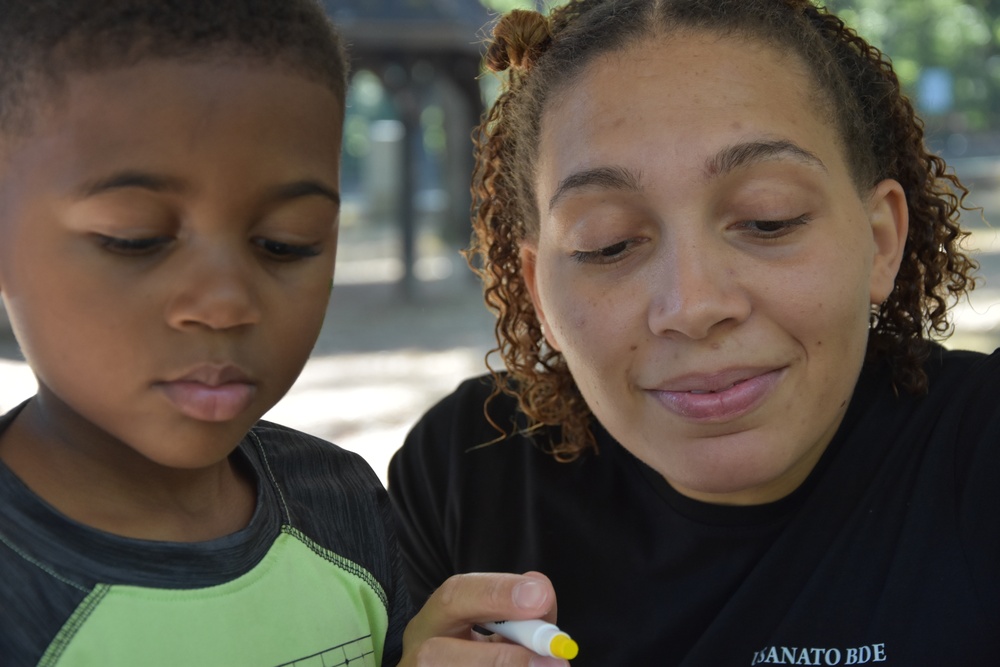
[534, 33, 841, 192]
[545, 32, 818, 126]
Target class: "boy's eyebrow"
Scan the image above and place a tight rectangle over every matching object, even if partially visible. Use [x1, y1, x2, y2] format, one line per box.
[74, 172, 340, 207]
[76, 170, 185, 198]
[267, 180, 341, 207]
[705, 139, 826, 177]
[548, 165, 643, 212]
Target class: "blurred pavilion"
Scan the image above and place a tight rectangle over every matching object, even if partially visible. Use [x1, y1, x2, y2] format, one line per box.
[322, 0, 493, 296]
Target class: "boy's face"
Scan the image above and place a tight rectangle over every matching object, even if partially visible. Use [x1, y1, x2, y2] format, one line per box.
[0, 60, 343, 469]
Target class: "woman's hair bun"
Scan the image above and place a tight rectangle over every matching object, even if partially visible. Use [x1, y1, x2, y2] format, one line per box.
[485, 9, 553, 73]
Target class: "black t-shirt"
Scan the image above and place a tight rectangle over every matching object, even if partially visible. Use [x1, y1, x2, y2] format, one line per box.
[388, 346, 1000, 666]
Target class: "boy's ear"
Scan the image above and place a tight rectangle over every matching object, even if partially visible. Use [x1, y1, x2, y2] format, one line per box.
[867, 178, 909, 305]
[518, 243, 560, 352]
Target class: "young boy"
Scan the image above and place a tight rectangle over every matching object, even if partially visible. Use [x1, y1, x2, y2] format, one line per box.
[0, 2, 411, 664]
[0, 2, 571, 665]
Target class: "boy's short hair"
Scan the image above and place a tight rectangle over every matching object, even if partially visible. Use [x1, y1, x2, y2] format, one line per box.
[0, 0, 349, 136]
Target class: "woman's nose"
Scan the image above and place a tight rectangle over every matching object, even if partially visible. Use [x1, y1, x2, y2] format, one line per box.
[646, 242, 751, 340]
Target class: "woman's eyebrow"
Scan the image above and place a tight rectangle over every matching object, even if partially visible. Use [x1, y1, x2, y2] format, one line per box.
[548, 165, 643, 211]
[705, 139, 827, 177]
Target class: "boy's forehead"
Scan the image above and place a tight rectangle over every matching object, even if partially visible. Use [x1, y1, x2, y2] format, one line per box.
[0, 0, 348, 111]
[4, 54, 340, 142]
[2, 58, 343, 187]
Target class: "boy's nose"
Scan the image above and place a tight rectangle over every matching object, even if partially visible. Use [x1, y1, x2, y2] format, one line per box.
[646, 243, 751, 340]
[165, 248, 261, 332]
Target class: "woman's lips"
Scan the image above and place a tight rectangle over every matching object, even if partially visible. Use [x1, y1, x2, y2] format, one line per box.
[158, 381, 256, 422]
[648, 368, 784, 421]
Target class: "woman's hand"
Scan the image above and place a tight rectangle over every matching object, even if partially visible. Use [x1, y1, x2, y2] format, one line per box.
[398, 571, 570, 666]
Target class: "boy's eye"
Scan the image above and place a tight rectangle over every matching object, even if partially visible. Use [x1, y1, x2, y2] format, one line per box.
[96, 234, 171, 255]
[253, 238, 322, 261]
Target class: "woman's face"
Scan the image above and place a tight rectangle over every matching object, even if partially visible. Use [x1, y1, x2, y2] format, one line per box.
[522, 33, 907, 505]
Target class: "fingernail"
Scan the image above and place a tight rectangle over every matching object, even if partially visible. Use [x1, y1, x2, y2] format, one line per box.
[530, 658, 569, 667]
[513, 580, 547, 609]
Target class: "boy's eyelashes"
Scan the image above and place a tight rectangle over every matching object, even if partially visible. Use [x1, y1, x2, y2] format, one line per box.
[252, 237, 323, 260]
[93, 234, 323, 261]
[96, 234, 172, 255]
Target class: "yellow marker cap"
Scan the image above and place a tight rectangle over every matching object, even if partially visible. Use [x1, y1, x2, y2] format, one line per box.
[550, 634, 580, 660]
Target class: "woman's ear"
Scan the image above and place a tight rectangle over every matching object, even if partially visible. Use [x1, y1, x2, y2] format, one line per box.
[519, 243, 561, 352]
[867, 178, 909, 305]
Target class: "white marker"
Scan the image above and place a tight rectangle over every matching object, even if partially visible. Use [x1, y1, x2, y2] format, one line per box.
[481, 619, 579, 660]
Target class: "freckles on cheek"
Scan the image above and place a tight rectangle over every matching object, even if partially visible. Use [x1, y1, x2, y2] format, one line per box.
[551, 298, 589, 332]
[554, 312, 586, 350]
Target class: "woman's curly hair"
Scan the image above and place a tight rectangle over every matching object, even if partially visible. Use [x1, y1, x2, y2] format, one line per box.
[467, 0, 979, 460]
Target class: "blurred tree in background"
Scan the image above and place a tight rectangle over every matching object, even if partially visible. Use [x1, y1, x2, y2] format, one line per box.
[826, 0, 1000, 143]
[478, 0, 1000, 153]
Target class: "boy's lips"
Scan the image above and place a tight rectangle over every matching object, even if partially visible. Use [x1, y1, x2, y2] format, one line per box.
[647, 367, 785, 422]
[156, 364, 257, 422]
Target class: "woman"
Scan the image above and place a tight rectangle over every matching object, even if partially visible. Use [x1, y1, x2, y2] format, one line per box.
[389, 0, 998, 664]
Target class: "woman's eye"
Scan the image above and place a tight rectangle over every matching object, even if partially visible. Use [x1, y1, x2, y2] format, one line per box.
[738, 215, 810, 238]
[571, 239, 635, 264]
[253, 238, 322, 261]
[96, 234, 171, 255]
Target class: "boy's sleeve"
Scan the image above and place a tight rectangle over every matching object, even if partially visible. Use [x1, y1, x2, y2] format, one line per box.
[379, 490, 412, 666]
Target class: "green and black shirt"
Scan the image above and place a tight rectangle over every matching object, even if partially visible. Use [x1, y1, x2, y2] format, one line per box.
[0, 412, 409, 666]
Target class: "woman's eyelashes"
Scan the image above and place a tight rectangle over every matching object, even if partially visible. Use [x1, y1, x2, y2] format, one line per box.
[571, 238, 643, 264]
[733, 214, 811, 239]
[568, 214, 809, 264]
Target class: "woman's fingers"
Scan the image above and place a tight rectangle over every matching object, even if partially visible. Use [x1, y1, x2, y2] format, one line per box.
[399, 572, 565, 666]
[406, 636, 569, 667]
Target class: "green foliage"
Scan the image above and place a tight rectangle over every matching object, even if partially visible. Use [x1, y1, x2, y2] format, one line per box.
[476, 0, 1000, 132]
[478, 0, 561, 14]
[825, 0, 1000, 132]
[478, 0, 536, 12]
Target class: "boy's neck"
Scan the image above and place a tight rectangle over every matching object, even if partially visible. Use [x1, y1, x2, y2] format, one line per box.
[0, 397, 256, 543]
